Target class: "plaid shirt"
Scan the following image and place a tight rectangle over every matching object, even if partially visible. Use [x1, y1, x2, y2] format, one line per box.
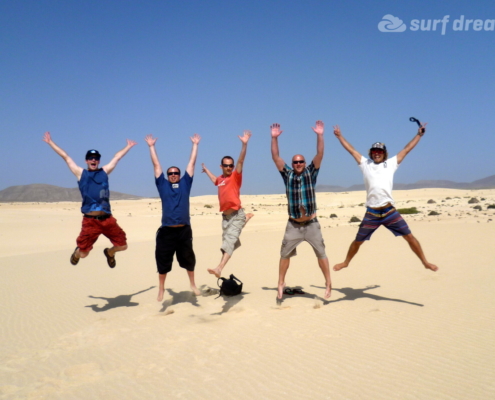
[280, 161, 319, 219]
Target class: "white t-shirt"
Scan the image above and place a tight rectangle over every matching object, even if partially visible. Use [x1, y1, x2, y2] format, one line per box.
[359, 155, 399, 208]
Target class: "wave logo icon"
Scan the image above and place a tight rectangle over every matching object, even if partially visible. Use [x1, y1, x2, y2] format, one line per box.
[378, 14, 407, 32]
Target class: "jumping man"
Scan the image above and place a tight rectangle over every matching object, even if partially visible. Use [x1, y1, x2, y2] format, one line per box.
[332, 123, 438, 272]
[42, 132, 137, 268]
[271, 121, 332, 300]
[201, 131, 254, 278]
[145, 133, 202, 301]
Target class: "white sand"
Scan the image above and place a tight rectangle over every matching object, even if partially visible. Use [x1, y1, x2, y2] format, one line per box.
[1, 189, 494, 399]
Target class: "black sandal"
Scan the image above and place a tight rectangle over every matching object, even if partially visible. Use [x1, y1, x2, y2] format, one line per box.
[70, 247, 80, 265]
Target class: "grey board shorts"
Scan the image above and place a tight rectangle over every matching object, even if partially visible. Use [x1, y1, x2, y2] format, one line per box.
[221, 208, 247, 256]
[280, 218, 327, 259]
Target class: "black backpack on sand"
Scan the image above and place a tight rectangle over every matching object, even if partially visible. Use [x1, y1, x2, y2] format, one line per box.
[217, 274, 243, 297]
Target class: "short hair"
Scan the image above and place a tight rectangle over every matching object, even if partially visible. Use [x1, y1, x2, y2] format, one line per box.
[221, 156, 234, 165]
[167, 166, 181, 175]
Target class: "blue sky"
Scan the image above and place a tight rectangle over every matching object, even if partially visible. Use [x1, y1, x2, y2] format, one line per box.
[1, 0, 494, 197]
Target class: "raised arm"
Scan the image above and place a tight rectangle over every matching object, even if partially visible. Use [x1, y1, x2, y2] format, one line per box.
[185, 133, 201, 177]
[236, 130, 251, 173]
[311, 120, 325, 169]
[270, 123, 285, 171]
[396, 122, 427, 164]
[144, 135, 163, 178]
[333, 125, 362, 164]
[201, 163, 217, 184]
[42, 132, 83, 179]
[102, 139, 137, 174]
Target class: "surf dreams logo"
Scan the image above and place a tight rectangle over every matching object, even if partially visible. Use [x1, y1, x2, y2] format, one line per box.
[378, 14, 495, 35]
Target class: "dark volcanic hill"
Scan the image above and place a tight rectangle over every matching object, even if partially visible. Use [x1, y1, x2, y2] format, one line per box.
[0, 184, 142, 202]
[315, 174, 495, 192]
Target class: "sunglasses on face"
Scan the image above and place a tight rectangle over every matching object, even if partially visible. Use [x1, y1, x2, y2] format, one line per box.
[87, 157, 100, 161]
[167, 172, 180, 176]
[222, 164, 234, 168]
[292, 160, 305, 164]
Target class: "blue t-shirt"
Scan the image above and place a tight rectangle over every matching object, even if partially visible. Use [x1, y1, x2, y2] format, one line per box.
[156, 171, 193, 226]
[78, 169, 111, 214]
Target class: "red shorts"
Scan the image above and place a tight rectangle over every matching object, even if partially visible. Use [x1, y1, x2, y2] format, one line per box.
[76, 215, 127, 252]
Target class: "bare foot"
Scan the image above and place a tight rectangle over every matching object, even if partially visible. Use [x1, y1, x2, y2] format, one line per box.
[424, 263, 438, 271]
[333, 262, 348, 271]
[245, 213, 254, 224]
[207, 268, 221, 278]
[324, 285, 331, 299]
[277, 283, 285, 300]
[191, 285, 201, 296]
[157, 288, 164, 302]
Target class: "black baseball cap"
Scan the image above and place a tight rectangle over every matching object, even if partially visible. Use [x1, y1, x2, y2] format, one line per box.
[85, 149, 101, 160]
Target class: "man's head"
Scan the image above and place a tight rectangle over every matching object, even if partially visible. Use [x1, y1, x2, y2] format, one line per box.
[85, 149, 101, 171]
[220, 156, 235, 177]
[166, 166, 181, 183]
[368, 142, 388, 164]
[291, 154, 306, 175]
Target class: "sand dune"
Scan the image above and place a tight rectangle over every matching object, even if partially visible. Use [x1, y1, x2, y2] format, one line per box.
[0, 189, 494, 399]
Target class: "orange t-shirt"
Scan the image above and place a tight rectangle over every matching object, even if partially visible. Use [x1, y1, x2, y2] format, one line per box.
[215, 170, 242, 212]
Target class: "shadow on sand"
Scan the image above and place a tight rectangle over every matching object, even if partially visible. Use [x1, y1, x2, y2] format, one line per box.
[311, 284, 424, 307]
[85, 286, 155, 312]
[262, 285, 423, 307]
[262, 286, 314, 305]
[211, 291, 249, 315]
[159, 288, 200, 313]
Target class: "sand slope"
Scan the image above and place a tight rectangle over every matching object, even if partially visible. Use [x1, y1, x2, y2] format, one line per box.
[1, 189, 494, 399]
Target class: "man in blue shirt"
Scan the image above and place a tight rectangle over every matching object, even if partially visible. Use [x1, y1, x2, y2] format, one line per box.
[42, 132, 137, 268]
[271, 121, 332, 300]
[145, 133, 201, 302]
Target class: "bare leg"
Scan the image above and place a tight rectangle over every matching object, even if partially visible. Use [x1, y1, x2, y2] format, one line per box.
[187, 270, 201, 295]
[318, 257, 332, 298]
[157, 273, 167, 301]
[77, 249, 90, 259]
[333, 240, 364, 271]
[208, 251, 231, 278]
[106, 244, 128, 257]
[277, 258, 290, 299]
[402, 234, 438, 271]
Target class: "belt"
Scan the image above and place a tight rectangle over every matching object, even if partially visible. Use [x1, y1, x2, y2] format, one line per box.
[84, 214, 111, 221]
[289, 217, 318, 226]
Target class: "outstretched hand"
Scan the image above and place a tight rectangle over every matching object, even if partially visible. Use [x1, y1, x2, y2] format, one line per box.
[333, 125, 342, 138]
[418, 122, 428, 136]
[238, 130, 252, 144]
[312, 120, 324, 135]
[270, 123, 282, 138]
[190, 133, 201, 144]
[42, 131, 52, 144]
[127, 139, 138, 148]
[201, 163, 208, 173]
[144, 134, 157, 147]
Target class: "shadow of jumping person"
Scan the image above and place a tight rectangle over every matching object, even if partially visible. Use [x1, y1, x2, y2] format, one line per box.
[159, 288, 200, 313]
[311, 284, 424, 307]
[211, 291, 249, 315]
[262, 286, 312, 305]
[85, 286, 155, 312]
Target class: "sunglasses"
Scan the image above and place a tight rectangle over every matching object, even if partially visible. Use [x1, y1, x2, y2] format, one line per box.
[87, 157, 100, 161]
[222, 164, 234, 168]
[167, 172, 180, 176]
[292, 160, 305, 164]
